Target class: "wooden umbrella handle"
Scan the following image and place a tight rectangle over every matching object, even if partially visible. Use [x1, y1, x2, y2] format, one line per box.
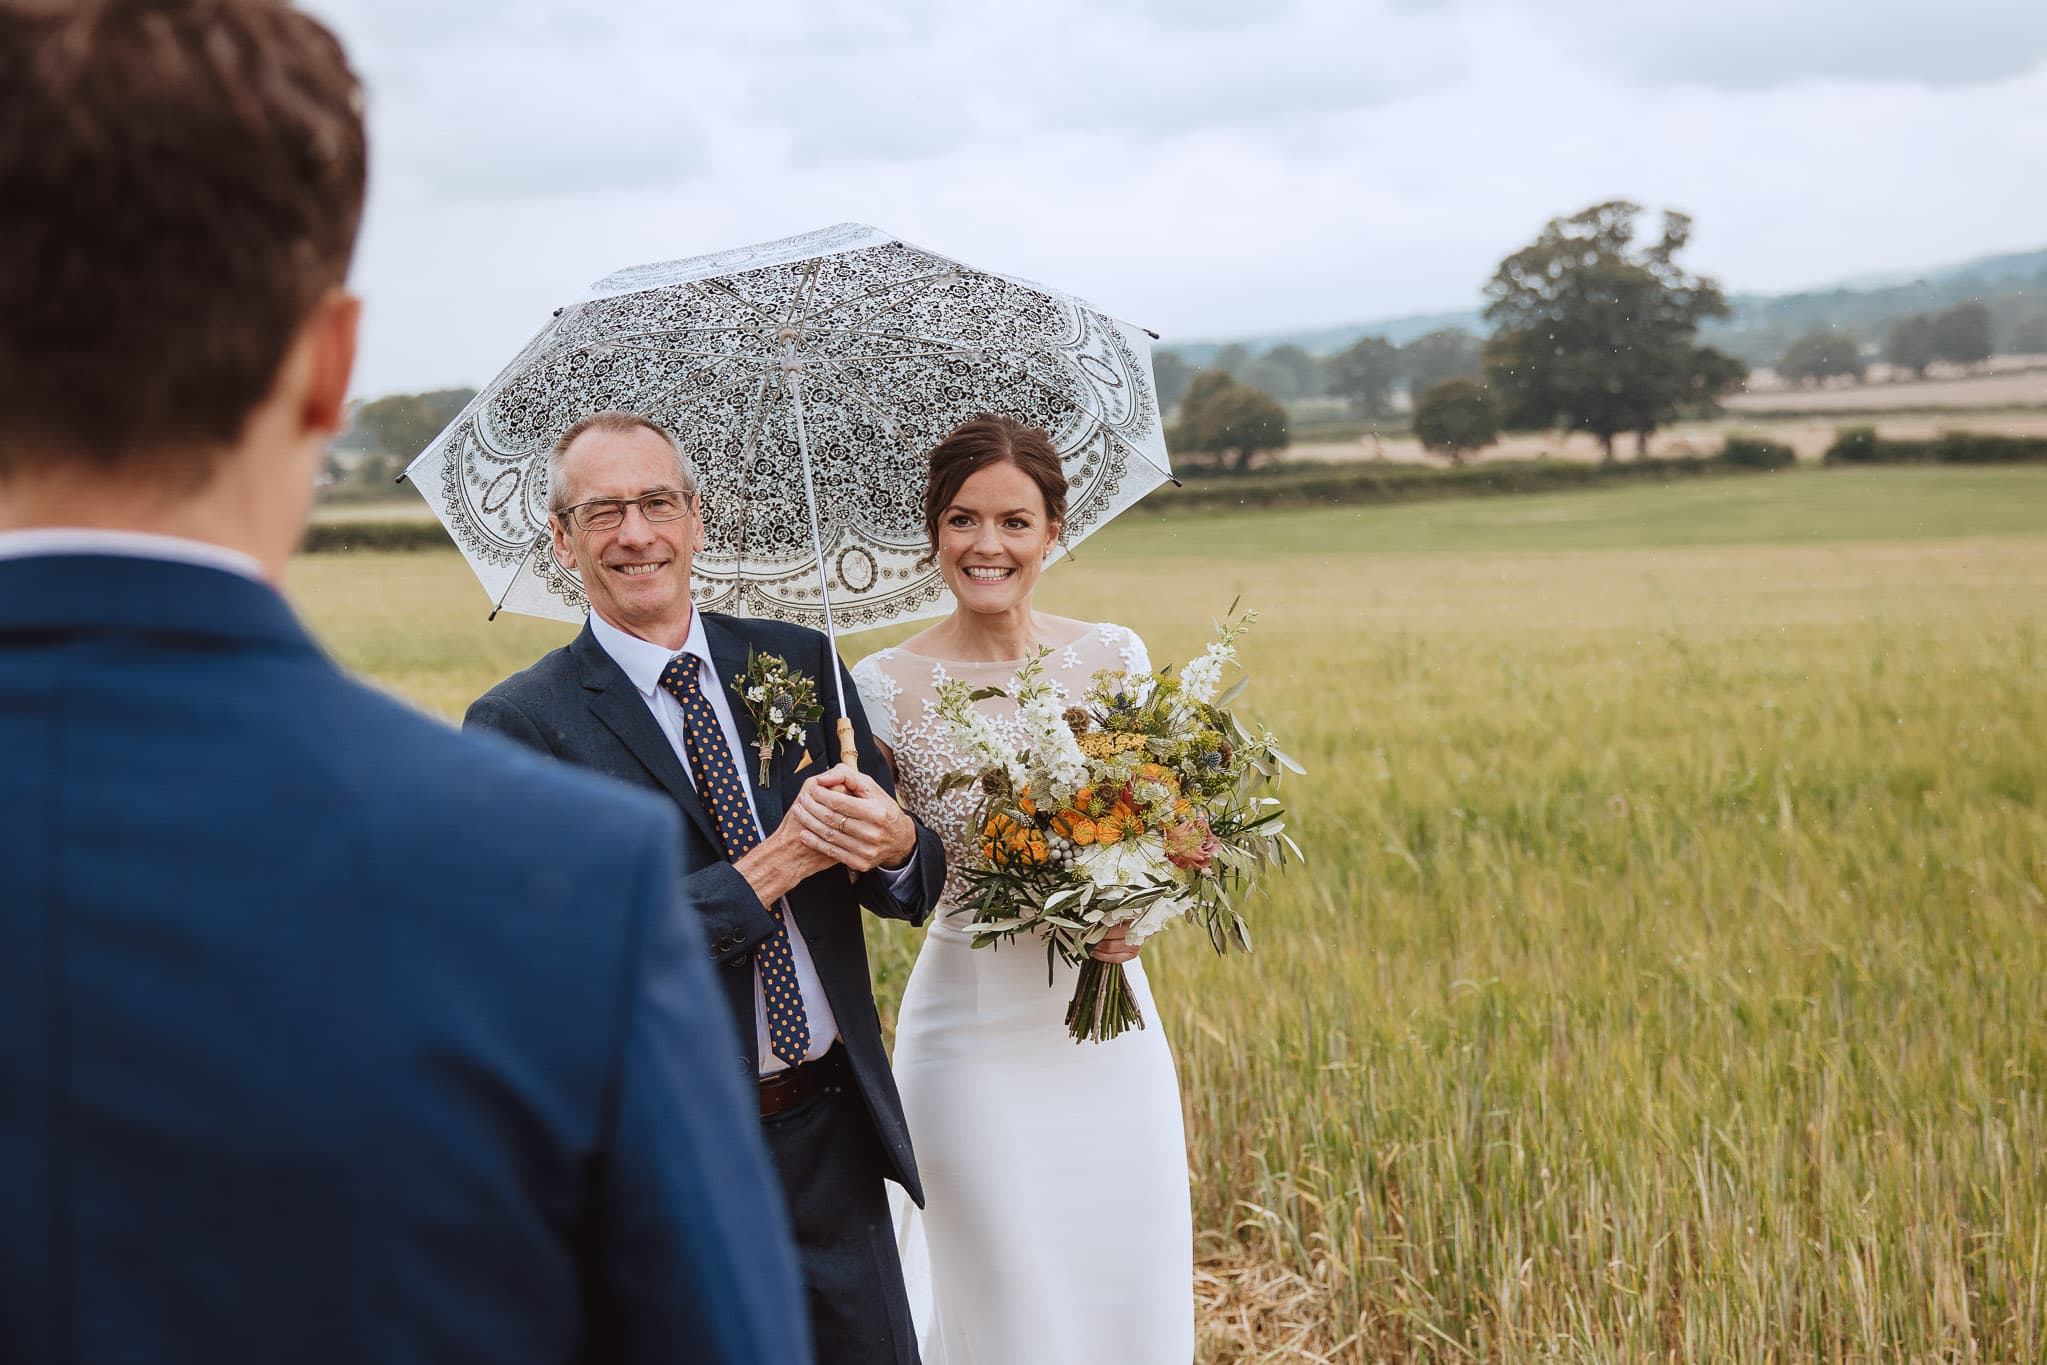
[837, 716, 857, 768]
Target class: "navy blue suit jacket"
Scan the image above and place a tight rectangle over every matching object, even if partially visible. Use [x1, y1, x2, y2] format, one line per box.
[466, 614, 944, 1204]
[0, 554, 809, 1365]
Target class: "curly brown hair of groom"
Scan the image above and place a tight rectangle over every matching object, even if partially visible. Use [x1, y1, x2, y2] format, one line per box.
[920, 415, 1070, 565]
[0, 0, 366, 482]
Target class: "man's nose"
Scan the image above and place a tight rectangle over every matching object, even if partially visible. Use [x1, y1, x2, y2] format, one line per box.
[614, 504, 659, 543]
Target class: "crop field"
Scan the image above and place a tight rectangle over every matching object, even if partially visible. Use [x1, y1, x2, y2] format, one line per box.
[289, 467, 2047, 1361]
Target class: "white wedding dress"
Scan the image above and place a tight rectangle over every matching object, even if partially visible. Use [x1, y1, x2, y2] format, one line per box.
[853, 622, 1194, 1365]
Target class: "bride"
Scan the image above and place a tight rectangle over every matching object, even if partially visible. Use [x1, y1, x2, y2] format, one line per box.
[852, 415, 1193, 1364]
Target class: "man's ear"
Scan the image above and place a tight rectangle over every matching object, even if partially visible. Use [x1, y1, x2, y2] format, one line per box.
[300, 289, 361, 438]
[549, 514, 579, 573]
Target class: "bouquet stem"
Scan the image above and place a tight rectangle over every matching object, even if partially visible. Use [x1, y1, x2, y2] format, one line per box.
[1066, 958, 1146, 1043]
[756, 744, 774, 787]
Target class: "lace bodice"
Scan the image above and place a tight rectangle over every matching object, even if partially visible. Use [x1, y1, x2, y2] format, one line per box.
[853, 621, 1151, 909]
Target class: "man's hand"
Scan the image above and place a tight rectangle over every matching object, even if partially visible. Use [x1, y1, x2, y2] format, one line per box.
[731, 765, 916, 908]
[790, 764, 917, 872]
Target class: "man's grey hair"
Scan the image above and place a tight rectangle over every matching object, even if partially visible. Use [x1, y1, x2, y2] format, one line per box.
[546, 411, 699, 515]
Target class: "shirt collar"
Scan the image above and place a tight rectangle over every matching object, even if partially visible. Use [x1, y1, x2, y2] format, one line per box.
[0, 527, 266, 582]
[588, 607, 707, 698]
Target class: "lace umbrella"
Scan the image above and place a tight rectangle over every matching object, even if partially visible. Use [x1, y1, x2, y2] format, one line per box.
[404, 222, 1176, 761]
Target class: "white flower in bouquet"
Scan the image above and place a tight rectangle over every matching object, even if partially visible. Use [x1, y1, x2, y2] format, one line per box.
[1178, 642, 1234, 706]
[1019, 687, 1088, 805]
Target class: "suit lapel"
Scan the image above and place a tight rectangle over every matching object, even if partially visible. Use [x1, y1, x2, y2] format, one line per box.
[701, 614, 787, 834]
[569, 624, 722, 849]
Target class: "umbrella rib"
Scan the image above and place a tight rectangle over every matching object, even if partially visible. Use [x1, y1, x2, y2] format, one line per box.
[705, 278, 785, 329]
[726, 368, 779, 592]
[819, 348, 990, 364]
[642, 370, 769, 428]
[801, 361, 911, 442]
[800, 268, 953, 329]
[789, 259, 824, 328]
[991, 350, 1165, 466]
[604, 341, 762, 363]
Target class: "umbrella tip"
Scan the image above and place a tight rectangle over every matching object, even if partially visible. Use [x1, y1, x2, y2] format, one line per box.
[1144, 328, 1161, 340]
[393, 470, 408, 485]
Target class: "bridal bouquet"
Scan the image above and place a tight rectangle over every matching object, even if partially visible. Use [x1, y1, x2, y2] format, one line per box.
[933, 608, 1303, 1042]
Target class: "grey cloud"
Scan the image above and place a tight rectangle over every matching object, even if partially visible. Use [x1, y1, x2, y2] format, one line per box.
[1494, 0, 2047, 91]
[744, 0, 1462, 166]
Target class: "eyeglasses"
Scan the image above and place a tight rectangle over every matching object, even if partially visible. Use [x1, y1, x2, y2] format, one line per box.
[556, 489, 695, 532]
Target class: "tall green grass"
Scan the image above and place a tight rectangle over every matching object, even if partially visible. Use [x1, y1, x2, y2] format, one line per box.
[290, 470, 2047, 1361]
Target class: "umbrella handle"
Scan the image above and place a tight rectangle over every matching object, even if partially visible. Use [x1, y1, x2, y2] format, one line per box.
[837, 717, 857, 767]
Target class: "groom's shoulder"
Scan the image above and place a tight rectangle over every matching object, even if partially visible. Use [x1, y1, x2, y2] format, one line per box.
[317, 661, 662, 844]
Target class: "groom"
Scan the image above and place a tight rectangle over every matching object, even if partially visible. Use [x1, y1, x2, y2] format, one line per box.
[468, 411, 944, 1365]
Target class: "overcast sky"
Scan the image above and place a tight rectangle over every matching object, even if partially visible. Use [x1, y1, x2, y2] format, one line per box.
[302, 0, 2047, 397]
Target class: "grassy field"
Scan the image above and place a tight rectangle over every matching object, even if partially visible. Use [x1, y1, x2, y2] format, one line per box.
[289, 467, 2047, 1361]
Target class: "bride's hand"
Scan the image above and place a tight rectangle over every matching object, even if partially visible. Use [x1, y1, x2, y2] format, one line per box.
[1089, 923, 1141, 964]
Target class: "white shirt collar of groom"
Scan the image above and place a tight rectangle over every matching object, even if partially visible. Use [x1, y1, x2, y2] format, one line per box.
[0, 527, 265, 582]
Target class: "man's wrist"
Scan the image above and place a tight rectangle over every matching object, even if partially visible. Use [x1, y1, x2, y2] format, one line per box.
[877, 807, 916, 871]
[733, 839, 795, 906]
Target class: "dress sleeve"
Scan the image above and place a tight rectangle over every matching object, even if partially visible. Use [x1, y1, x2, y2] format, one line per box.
[1115, 623, 1152, 676]
[850, 652, 898, 749]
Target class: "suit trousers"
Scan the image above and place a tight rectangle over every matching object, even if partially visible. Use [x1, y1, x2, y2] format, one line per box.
[763, 1066, 920, 1365]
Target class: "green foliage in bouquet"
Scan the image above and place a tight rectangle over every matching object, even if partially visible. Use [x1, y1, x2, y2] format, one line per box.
[935, 606, 1304, 1041]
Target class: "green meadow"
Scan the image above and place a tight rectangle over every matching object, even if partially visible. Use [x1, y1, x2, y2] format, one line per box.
[292, 466, 2047, 1361]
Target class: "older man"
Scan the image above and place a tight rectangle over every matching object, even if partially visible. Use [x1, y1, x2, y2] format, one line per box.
[468, 411, 945, 1365]
[0, 4, 805, 1363]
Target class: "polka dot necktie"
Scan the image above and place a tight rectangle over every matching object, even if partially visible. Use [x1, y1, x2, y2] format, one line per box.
[659, 653, 811, 1068]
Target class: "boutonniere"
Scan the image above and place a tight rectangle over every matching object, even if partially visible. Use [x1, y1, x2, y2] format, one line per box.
[735, 649, 823, 786]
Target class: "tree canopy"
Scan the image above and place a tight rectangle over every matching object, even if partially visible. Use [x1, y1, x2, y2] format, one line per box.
[1930, 301, 1994, 368]
[339, 387, 477, 459]
[1168, 370, 1290, 473]
[1886, 314, 1937, 378]
[1481, 200, 1741, 460]
[1325, 334, 1401, 418]
[1399, 328, 1482, 402]
[1775, 329, 1864, 386]
[1412, 379, 1498, 465]
[1150, 349, 1195, 414]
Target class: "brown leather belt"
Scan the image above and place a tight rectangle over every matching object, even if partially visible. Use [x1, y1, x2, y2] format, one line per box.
[757, 1043, 847, 1119]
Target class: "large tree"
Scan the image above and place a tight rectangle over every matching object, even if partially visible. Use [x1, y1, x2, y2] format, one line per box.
[1886, 313, 1937, 379]
[1930, 301, 1994, 368]
[1399, 328, 1482, 402]
[1168, 371, 1290, 473]
[1775, 329, 1864, 386]
[1262, 343, 1323, 398]
[1412, 379, 1498, 466]
[1325, 334, 1401, 418]
[1481, 201, 1739, 460]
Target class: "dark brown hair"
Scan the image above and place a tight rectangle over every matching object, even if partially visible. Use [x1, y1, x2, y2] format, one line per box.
[0, 0, 367, 481]
[921, 415, 1068, 557]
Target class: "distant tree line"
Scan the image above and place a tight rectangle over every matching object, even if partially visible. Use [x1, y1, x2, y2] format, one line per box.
[1770, 300, 2004, 386]
[325, 387, 476, 489]
[1159, 198, 1752, 467]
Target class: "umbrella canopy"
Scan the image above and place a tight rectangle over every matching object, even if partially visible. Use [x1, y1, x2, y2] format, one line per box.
[404, 222, 1175, 630]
